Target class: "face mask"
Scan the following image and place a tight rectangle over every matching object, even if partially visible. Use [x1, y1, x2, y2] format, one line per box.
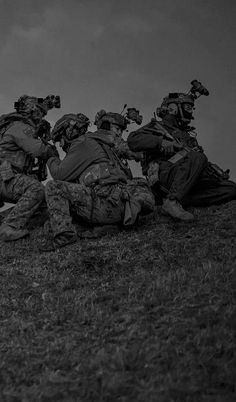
[181, 103, 194, 120]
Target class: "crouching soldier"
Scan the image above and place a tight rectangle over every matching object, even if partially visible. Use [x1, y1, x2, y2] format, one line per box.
[127, 80, 236, 221]
[0, 95, 60, 241]
[41, 111, 155, 251]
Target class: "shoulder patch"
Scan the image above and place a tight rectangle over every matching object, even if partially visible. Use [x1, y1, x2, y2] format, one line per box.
[23, 126, 34, 137]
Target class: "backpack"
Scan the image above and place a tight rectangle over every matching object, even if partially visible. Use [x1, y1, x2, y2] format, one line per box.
[0, 113, 33, 141]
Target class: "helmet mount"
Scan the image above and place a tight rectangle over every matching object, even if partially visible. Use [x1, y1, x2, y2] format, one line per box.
[51, 113, 90, 144]
[94, 106, 143, 131]
[156, 80, 209, 125]
[14, 95, 61, 116]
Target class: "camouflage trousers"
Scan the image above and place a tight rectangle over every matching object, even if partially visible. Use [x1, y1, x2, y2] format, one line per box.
[0, 173, 45, 229]
[45, 178, 155, 238]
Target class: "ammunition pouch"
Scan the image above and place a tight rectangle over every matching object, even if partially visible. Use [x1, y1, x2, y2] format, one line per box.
[29, 158, 48, 182]
[0, 148, 34, 177]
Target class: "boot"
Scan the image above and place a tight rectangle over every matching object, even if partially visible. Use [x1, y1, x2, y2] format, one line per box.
[39, 232, 77, 252]
[162, 198, 194, 221]
[0, 224, 29, 241]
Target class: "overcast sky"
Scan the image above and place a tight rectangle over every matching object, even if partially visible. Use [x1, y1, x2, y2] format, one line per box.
[0, 0, 236, 180]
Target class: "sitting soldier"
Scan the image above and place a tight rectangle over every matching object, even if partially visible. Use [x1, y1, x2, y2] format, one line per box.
[127, 80, 236, 221]
[41, 111, 155, 251]
[0, 94, 60, 241]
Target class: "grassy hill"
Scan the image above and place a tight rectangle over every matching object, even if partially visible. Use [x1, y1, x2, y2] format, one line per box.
[0, 202, 236, 402]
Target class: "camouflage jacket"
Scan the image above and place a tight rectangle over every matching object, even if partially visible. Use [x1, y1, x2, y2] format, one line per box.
[47, 129, 133, 185]
[0, 115, 52, 181]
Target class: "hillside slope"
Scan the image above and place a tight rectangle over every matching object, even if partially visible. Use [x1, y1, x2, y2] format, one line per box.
[0, 201, 236, 402]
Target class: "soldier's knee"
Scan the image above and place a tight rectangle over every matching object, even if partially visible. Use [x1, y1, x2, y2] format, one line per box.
[130, 184, 155, 215]
[226, 181, 236, 198]
[45, 180, 59, 195]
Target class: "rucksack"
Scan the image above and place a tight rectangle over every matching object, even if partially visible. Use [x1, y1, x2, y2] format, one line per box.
[0, 113, 33, 141]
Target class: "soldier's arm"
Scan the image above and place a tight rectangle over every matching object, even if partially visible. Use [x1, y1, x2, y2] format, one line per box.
[113, 137, 143, 161]
[47, 156, 63, 180]
[47, 140, 90, 182]
[127, 122, 163, 152]
[7, 122, 53, 159]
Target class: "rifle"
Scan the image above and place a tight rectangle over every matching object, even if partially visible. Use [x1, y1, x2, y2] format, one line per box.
[148, 118, 230, 180]
[31, 120, 55, 182]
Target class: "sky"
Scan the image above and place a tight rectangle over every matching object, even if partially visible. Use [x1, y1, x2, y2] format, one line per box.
[0, 0, 236, 182]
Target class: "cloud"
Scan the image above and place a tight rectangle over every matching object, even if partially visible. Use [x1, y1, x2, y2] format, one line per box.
[0, 0, 235, 178]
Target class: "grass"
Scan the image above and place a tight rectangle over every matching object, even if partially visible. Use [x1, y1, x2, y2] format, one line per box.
[0, 201, 236, 401]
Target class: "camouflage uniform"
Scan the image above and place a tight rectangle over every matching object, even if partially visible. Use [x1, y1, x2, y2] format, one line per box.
[46, 128, 155, 240]
[0, 97, 59, 233]
[113, 136, 143, 164]
[128, 114, 236, 207]
[0, 171, 45, 229]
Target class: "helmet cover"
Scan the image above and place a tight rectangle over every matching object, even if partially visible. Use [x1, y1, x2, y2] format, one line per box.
[51, 113, 90, 142]
[14, 94, 61, 116]
[94, 109, 128, 130]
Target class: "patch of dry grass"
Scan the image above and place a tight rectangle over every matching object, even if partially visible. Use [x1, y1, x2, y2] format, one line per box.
[0, 201, 236, 401]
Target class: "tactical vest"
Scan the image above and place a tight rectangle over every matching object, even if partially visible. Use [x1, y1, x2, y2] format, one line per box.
[88, 133, 132, 181]
[0, 113, 35, 174]
[75, 132, 131, 188]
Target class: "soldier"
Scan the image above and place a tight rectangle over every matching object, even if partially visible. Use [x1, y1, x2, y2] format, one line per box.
[127, 80, 236, 221]
[41, 111, 155, 251]
[0, 95, 60, 241]
[94, 108, 143, 166]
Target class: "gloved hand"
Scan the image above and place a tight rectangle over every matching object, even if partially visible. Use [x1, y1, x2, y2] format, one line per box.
[46, 144, 59, 159]
[133, 151, 144, 162]
[161, 139, 183, 155]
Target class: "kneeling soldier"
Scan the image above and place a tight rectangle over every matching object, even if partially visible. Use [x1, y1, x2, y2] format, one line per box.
[42, 111, 155, 251]
[0, 94, 60, 241]
[128, 80, 236, 221]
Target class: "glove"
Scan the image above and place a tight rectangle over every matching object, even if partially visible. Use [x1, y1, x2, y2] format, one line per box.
[133, 151, 144, 162]
[46, 144, 59, 159]
[161, 139, 183, 155]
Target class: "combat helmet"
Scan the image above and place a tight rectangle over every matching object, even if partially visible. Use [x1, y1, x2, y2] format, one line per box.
[156, 80, 209, 124]
[94, 107, 143, 131]
[14, 94, 61, 117]
[51, 113, 90, 143]
[0, 95, 60, 140]
[94, 110, 128, 131]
